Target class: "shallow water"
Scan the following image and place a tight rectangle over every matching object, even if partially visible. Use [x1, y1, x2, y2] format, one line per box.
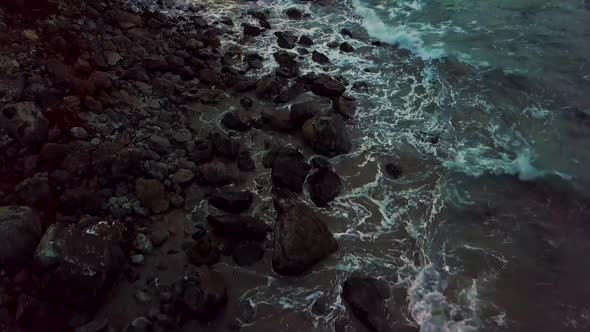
[135, 0, 590, 330]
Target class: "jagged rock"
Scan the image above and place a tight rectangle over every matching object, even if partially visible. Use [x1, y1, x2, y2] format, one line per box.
[268, 146, 311, 192]
[237, 150, 255, 171]
[299, 35, 314, 46]
[303, 115, 352, 156]
[334, 95, 357, 119]
[233, 242, 264, 266]
[104, 51, 122, 66]
[198, 161, 236, 186]
[243, 23, 261, 37]
[135, 178, 169, 214]
[174, 265, 228, 321]
[340, 42, 354, 52]
[0, 206, 43, 266]
[221, 110, 253, 131]
[342, 274, 393, 332]
[208, 191, 253, 213]
[0, 102, 48, 146]
[190, 138, 214, 164]
[273, 50, 299, 78]
[311, 75, 345, 99]
[272, 196, 338, 275]
[245, 53, 264, 69]
[308, 168, 342, 206]
[385, 163, 403, 179]
[207, 215, 269, 240]
[187, 235, 220, 266]
[211, 131, 241, 159]
[275, 31, 298, 49]
[15, 173, 51, 206]
[34, 223, 125, 306]
[312, 50, 330, 65]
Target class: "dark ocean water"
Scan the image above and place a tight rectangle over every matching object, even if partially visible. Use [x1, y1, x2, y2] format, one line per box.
[138, 0, 590, 330]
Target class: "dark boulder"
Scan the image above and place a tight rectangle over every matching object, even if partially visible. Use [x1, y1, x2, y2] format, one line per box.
[340, 42, 355, 52]
[221, 110, 253, 131]
[312, 50, 330, 65]
[272, 198, 338, 275]
[211, 131, 241, 159]
[243, 23, 262, 37]
[267, 146, 311, 192]
[307, 168, 342, 206]
[334, 95, 357, 119]
[256, 75, 287, 100]
[207, 215, 269, 241]
[303, 115, 352, 156]
[289, 99, 330, 127]
[275, 31, 298, 49]
[260, 108, 296, 132]
[285, 8, 304, 20]
[174, 265, 228, 321]
[310, 156, 333, 169]
[208, 191, 253, 213]
[198, 68, 219, 85]
[233, 242, 265, 266]
[187, 234, 220, 266]
[311, 75, 345, 99]
[198, 161, 237, 186]
[385, 163, 403, 179]
[237, 150, 256, 171]
[342, 274, 393, 332]
[190, 138, 214, 164]
[273, 50, 300, 78]
[0, 206, 43, 266]
[299, 35, 314, 46]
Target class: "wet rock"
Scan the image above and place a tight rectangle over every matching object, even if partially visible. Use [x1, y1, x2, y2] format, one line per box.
[310, 156, 333, 169]
[104, 51, 122, 66]
[308, 168, 342, 206]
[0, 206, 43, 266]
[207, 215, 269, 240]
[275, 31, 298, 49]
[149, 134, 173, 155]
[237, 150, 255, 171]
[0, 102, 48, 146]
[334, 95, 357, 119]
[221, 110, 253, 131]
[150, 228, 169, 247]
[187, 235, 220, 266]
[136, 178, 170, 214]
[303, 115, 352, 156]
[340, 42, 354, 53]
[311, 75, 345, 99]
[299, 35, 314, 46]
[272, 199, 338, 275]
[342, 274, 392, 332]
[70, 127, 88, 140]
[256, 75, 287, 100]
[143, 55, 168, 72]
[35, 223, 125, 306]
[385, 163, 402, 179]
[285, 7, 304, 19]
[260, 108, 295, 132]
[133, 234, 153, 254]
[245, 53, 264, 70]
[269, 146, 311, 192]
[15, 173, 51, 206]
[198, 68, 219, 85]
[289, 99, 330, 127]
[190, 138, 214, 164]
[211, 131, 241, 159]
[233, 242, 264, 266]
[171, 169, 195, 185]
[312, 50, 330, 65]
[273, 50, 300, 78]
[198, 161, 236, 186]
[243, 23, 261, 37]
[208, 191, 253, 213]
[174, 265, 228, 321]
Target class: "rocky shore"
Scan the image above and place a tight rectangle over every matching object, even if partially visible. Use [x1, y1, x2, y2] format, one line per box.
[0, 0, 415, 331]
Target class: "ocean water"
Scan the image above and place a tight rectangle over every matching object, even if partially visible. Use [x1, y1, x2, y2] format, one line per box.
[135, 0, 590, 330]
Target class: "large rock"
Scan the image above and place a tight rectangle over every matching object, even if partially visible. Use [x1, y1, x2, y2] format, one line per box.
[289, 99, 330, 127]
[135, 178, 169, 214]
[0, 102, 48, 146]
[221, 110, 253, 131]
[15, 173, 51, 206]
[275, 31, 298, 49]
[34, 223, 125, 306]
[198, 161, 236, 186]
[174, 265, 228, 321]
[267, 146, 311, 192]
[311, 75, 345, 99]
[207, 215, 269, 241]
[334, 95, 357, 119]
[307, 168, 342, 206]
[187, 234, 220, 266]
[260, 108, 295, 132]
[303, 115, 352, 156]
[272, 197, 338, 275]
[211, 131, 241, 159]
[342, 274, 393, 332]
[0, 206, 43, 266]
[256, 75, 287, 100]
[208, 191, 253, 213]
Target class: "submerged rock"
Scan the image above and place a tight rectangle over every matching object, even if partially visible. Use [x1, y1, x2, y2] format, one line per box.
[272, 195, 338, 275]
[307, 168, 342, 206]
[342, 274, 393, 332]
[385, 163, 403, 179]
[268, 146, 311, 192]
[303, 115, 352, 156]
[0, 206, 43, 266]
[208, 191, 253, 213]
[207, 214, 269, 240]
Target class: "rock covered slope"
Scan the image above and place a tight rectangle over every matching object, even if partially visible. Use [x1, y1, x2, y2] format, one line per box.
[0, 0, 414, 331]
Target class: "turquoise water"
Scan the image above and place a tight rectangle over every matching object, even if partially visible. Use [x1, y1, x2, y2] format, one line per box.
[141, 0, 590, 330]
